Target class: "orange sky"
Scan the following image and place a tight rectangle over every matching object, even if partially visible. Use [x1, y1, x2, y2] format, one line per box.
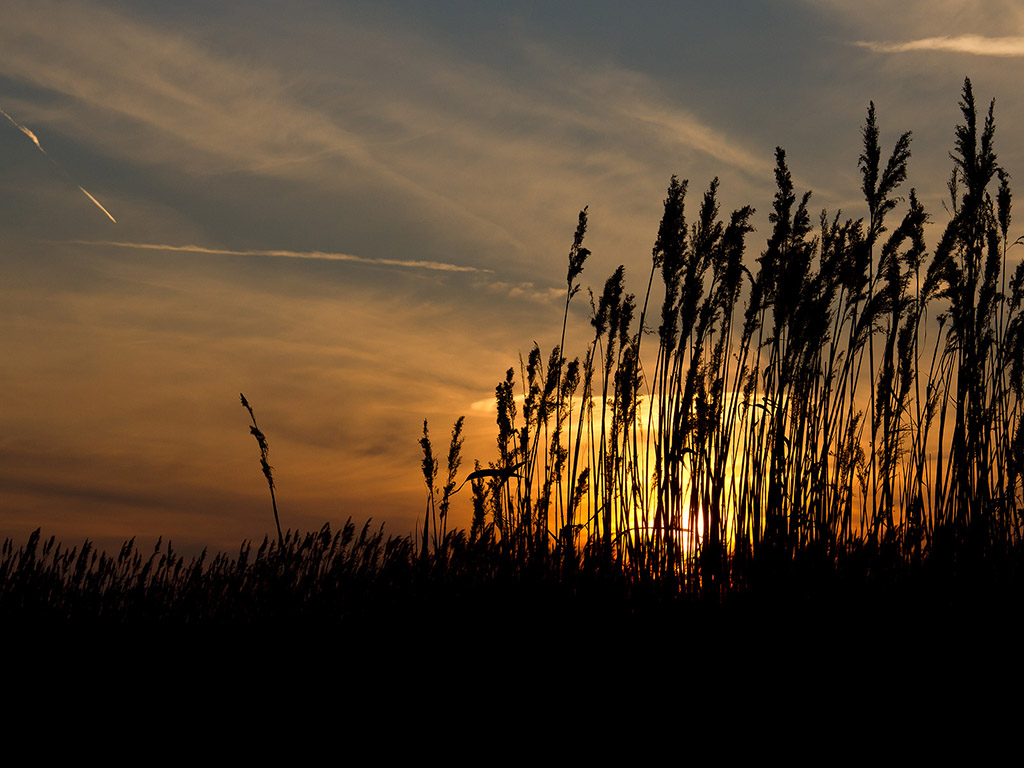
[2, 0, 1023, 554]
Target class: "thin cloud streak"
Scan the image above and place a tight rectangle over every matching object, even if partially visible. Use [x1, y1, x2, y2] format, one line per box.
[626, 103, 769, 177]
[857, 35, 1024, 56]
[0, 105, 43, 150]
[76, 186, 117, 223]
[0, 2, 513, 248]
[67, 240, 489, 273]
[0, 1, 765, 265]
[1, 102, 117, 222]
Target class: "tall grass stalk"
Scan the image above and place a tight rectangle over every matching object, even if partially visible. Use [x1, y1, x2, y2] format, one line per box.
[241, 393, 284, 549]
[444, 79, 1022, 589]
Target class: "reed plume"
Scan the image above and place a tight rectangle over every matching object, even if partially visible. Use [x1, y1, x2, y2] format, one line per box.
[241, 393, 284, 549]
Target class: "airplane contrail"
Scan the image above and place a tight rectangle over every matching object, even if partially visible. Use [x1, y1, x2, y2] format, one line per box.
[0, 104, 117, 223]
[76, 186, 118, 224]
[64, 240, 491, 273]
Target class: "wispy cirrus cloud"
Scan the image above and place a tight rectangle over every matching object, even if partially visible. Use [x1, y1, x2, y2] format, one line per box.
[66, 240, 489, 273]
[0, 0, 766, 274]
[857, 35, 1024, 56]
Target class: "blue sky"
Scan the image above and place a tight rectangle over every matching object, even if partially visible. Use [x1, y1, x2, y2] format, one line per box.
[2, 0, 1023, 551]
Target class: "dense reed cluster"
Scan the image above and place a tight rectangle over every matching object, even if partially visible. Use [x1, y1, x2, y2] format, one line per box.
[4, 80, 1022, 626]
[423, 78, 1024, 594]
[0, 518, 664, 626]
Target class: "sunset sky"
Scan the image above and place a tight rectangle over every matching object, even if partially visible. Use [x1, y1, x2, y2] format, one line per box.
[2, 0, 1023, 553]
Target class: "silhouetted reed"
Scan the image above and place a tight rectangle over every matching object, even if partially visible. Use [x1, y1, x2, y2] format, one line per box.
[439, 78, 1023, 595]
[241, 392, 284, 548]
[5, 80, 1022, 627]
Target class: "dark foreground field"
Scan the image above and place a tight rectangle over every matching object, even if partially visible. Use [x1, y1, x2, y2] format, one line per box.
[7, 81, 1024, 693]
[3, 522, 1022, 721]
[3, 521, 1020, 640]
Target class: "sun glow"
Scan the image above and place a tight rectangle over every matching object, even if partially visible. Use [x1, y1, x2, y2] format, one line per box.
[471, 388, 748, 563]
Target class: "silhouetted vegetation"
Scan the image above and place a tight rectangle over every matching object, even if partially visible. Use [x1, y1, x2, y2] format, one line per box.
[426, 76, 1024, 596]
[3, 79, 1022, 628]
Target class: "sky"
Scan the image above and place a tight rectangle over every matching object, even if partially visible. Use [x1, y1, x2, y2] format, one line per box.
[2, 0, 1023, 554]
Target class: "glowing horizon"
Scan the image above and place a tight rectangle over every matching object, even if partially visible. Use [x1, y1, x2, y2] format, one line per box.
[1, 0, 1022, 554]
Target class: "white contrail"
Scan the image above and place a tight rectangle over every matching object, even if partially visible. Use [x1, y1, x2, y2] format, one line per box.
[76, 186, 117, 223]
[64, 240, 490, 273]
[0, 106, 44, 151]
[0, 104, 117, 223]
[856, 35, 1024, 57]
